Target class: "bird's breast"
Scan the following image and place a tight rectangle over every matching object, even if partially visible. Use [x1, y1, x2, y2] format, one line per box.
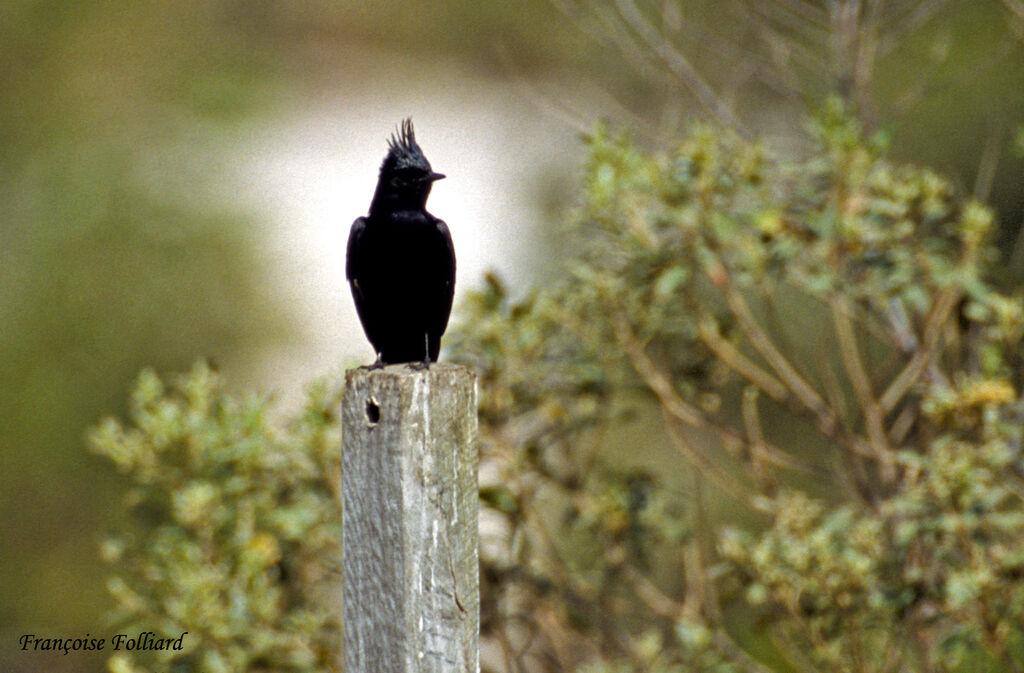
[357, 212, 449, 276]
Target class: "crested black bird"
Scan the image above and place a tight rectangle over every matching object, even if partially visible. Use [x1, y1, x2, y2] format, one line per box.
[346, 119, 456, 366]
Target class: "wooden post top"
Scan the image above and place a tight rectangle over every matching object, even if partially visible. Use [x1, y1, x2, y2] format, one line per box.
[342, 361, 479, 673]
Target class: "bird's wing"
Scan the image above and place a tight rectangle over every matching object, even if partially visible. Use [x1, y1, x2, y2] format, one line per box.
[346, 215, 385, 356]
[434, 217, 456, 333]
[436, 218, 456, 284]
[346, 216, 374, 340]
[432, 218, 455, 296]
[345, 216, 367, 282]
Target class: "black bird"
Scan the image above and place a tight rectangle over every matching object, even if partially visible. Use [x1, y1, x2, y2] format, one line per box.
[346, 119, 455, 366]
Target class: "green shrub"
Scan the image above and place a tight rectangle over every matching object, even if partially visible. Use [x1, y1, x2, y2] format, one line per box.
[90, 363, 342, 673]
[450, 99, 1024, 673]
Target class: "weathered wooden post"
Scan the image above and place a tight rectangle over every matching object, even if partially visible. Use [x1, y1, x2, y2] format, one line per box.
[342, 363, 479, 673]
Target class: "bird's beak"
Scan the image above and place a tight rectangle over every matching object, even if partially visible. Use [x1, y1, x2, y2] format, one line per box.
[428, 172, 446, 182]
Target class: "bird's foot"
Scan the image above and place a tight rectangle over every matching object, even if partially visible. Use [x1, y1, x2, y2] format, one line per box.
[408, 359, 431, 371]
[363, 356, 385, 371]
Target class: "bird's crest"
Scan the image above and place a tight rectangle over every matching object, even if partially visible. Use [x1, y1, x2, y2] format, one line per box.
[381, 118, 430, 173]
[387, 118, 417, 155]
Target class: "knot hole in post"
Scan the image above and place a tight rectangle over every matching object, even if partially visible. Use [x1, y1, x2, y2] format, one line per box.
[365, 397, 381, 425]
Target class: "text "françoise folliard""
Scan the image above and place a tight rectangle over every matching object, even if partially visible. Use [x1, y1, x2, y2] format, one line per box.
[19, 631, 187, 655]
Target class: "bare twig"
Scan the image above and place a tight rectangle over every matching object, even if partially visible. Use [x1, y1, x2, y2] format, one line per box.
[662, 3, 805, 100]
[972, 121, 1003, 202]
[828, 0, 881, 125]
[611, 308, 803, 472]
[609, 538, 777, 673]
[765, 0, 831, 28]
[712, 629, 782, 673]
[1009, 211, 1024, 274]
[888, 404, 917, 444]
[1006, 0, 1024, 23]
[604, 542, 686, 619]
[681, 541, 706, 622]
[771, 626, 829, 673]
[698, 315, 789, 401]
[723, 285, 839, 435]
[891, 37, 1016, 117]
[879, 288, 959, 413]
[611, 309, 704, 427]
[492, 43, 594, 135]
[813, 334, 851, 423]
[611, 0, 743, 129]
[663, 408, 753, 504]
[742, 386, 777, 494]
[878, 0, 951, 57]
[690, 467, 722, 622]
[747, 3, 833, 70]
[533, 608, 584, 671]
[829, 294, 895, 480]
[551, 0, 679, 103]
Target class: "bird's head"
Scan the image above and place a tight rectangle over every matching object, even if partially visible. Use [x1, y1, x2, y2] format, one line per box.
[378, 119, 445, 196]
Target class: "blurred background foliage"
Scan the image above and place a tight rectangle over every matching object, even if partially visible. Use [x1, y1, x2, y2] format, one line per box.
[89, 365, 343, 673]
[450, 103, 1024, 673]
[4, 0, 1024, 672]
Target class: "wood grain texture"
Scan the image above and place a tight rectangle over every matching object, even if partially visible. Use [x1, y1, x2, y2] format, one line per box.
[342, 363, 479, 673]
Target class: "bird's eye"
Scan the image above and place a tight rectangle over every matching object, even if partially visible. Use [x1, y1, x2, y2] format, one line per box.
[391, 167, 420, 185]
